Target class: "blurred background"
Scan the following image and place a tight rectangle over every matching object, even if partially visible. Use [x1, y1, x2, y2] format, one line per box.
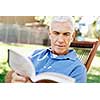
[0, 16, 100, 83]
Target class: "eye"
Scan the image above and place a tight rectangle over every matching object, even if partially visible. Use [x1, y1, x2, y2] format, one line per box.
[52, 31, 60, 35]
[63, 32, 71, 36]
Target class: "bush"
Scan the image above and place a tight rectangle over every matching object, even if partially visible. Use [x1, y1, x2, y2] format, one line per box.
[0, 61, 11, 83]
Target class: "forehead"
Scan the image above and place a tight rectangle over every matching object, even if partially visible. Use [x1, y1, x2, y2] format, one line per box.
[50, 21, 74, 33]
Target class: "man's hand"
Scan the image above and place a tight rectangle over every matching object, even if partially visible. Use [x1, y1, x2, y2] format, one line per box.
[11, 72, 32, 83]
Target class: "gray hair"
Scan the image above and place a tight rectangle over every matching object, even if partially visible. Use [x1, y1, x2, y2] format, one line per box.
[49, 16, 75, 31]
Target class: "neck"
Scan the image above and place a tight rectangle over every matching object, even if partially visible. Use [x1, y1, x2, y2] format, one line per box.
[51, 49, 68, 56]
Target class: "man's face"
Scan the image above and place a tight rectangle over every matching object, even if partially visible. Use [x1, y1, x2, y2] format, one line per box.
[49, 21, 74, 55]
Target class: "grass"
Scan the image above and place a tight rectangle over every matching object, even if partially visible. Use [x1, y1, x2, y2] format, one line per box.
[0, 42, 100, 83]
[0, 62, 9, 82]
[87, 67, 100, 83]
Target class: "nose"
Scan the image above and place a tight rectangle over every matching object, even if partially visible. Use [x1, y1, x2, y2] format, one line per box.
[57, 34, 64, 43]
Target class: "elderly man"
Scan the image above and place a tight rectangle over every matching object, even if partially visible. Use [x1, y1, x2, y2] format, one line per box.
[6, 16, 87, 83]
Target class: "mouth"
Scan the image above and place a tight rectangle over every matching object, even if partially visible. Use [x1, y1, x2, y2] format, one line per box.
[55, 45, 65, 48]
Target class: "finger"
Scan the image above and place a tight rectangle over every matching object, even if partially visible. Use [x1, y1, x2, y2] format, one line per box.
[12, 72, 26, 82]
[26, 78, 33, 83]
[11, 79, 26, 83]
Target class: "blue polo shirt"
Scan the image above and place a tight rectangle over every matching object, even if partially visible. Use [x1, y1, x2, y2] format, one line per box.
[28, 48, 87, 83]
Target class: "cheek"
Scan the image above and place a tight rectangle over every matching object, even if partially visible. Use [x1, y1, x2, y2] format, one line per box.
[65, 37, 72, 44]
[50, 35, 57, 42]
[51, 38, 56, 45]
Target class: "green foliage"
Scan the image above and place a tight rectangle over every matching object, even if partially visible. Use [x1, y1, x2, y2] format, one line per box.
[96, 51, 100, 57]
[87, 67, 100, 83]
[0, 61, 10, 82]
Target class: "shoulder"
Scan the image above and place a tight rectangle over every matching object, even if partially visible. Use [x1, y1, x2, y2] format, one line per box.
[66, 49, 79, 61]
[72, 56, 87, 74]
[68, 50, 86, 67]
[28, 48, 50, 57]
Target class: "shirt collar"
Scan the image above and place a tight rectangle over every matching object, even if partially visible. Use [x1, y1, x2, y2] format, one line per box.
[47, 48, 77, 61]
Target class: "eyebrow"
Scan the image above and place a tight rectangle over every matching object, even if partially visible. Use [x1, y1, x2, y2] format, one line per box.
[63, 32, 71, 34]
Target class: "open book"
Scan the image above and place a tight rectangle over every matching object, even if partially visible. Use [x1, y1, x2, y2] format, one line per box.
[8, 49, 75, 83]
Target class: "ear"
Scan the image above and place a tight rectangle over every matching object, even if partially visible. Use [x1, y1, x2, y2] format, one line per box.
[71, 31, 76, 42]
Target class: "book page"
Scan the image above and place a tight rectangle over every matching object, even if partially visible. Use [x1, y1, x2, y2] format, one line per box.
[8, 49, 35, 78]
[31, 72, 75, 83]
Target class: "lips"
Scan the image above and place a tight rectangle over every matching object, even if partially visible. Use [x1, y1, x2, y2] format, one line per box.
[55, 44, 65, 48]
